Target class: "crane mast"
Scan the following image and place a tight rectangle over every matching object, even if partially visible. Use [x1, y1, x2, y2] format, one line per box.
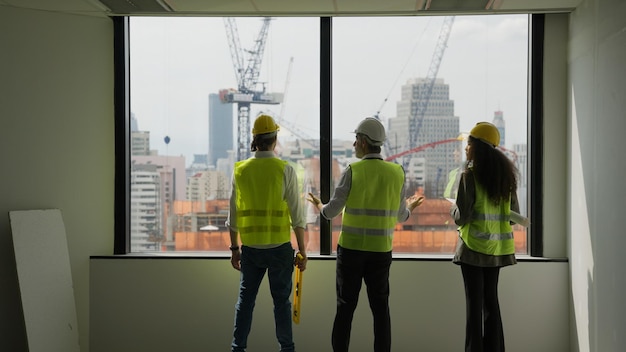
[273, 57, 319, 149]
[402, 16, 455, 166]
[222, 17, 283, 161]
[241, 18, 271, 93]
[223, 18, 245, 89]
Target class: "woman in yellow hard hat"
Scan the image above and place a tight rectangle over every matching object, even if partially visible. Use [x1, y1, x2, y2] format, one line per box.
[450, 121, 520, 352]
[226, 114, 307, 352]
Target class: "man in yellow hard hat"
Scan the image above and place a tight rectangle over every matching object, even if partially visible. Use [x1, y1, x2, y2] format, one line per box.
[227, 114, 308, 352]
[307, 117, 424, 352]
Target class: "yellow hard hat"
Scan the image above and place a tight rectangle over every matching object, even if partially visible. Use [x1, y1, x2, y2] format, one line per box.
[252, 114, 280, 136]
[470, 122, 500, 147]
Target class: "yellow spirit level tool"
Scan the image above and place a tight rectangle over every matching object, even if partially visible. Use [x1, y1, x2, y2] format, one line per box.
[292, 253, 304, 324]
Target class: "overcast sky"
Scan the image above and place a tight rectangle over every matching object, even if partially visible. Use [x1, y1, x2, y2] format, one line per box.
[130, 15, 528, 162]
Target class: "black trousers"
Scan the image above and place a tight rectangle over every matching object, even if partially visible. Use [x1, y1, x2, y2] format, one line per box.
[460, 263, 505, 352]
[332, 245, 392, 352]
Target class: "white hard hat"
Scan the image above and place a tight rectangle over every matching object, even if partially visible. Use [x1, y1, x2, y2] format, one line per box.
[353, 117, 386, 146]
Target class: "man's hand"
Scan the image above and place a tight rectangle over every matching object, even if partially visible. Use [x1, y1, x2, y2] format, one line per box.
[407, 194, 425, 212]
[294, 252, 308, 271]
[230, 249, 241, 271]
[307, 192, 322, 212]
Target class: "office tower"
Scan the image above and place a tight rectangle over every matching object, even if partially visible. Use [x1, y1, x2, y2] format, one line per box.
[388, 78, 460, 198]
[493, 110, 506, 147]
[208, 93, 234, 167]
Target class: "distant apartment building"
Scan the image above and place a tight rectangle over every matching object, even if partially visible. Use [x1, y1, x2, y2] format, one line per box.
[131, 155, 186, 252]
[131, 112, 153, 156]
[209, 93, 234, 167]
[187, 170, 230, 201]
[215, 150, 236, 188]
[131, 131, 151, 156]
[388, 78, 460, 197]
[281, 139, 354, 162]
[131, 155, 187, 202]
[130, 166, 162, 252]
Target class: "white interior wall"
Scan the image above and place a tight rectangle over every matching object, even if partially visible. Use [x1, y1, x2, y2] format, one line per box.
[0, 5, 114, 351]
[90, 258, 569, 352]
[568, 1, 626, 351]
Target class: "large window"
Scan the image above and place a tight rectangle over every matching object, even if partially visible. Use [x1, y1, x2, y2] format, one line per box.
[123, 15, 530, 255]
[330, 16, 529, 254]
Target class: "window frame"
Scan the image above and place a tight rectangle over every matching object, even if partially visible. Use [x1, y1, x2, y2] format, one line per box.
[114, 15, 543, 257]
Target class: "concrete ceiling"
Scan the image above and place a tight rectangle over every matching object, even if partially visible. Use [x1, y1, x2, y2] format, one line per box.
[0, 0, 580, 17]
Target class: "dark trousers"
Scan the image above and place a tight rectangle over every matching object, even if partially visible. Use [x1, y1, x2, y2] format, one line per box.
[460, 263, 505, 352]
[332, 245, 392, 352]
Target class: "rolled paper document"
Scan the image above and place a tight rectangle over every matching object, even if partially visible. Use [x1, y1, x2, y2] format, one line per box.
[510, 210, 530, 227]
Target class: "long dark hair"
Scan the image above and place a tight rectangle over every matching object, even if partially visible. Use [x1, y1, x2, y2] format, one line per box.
[465, 136, 518, 205]
[251, 134, 276, 152]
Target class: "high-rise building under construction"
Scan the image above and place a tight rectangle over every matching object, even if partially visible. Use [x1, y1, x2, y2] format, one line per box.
[387, 78, 460, 198]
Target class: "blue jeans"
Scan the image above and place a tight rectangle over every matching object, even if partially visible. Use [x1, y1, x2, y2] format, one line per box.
[232, 243, 295, 352]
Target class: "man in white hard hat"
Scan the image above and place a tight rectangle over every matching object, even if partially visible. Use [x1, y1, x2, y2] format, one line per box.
[227, 114, 308, 352]
[308, 117, 424, 352]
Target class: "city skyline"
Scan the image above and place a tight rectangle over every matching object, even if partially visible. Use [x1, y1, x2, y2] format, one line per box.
[130, 15, 528, 164]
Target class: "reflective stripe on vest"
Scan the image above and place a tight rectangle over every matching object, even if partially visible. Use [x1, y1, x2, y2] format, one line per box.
[234, 158, 291, 245]
[459, 180, 515, 255]
[339, 159, 404, 252]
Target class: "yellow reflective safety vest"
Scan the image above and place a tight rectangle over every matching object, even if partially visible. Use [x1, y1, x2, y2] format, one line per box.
[339, 159, 405, 252]
[234, 157, 292, 245]
[459, 180, 515, 255]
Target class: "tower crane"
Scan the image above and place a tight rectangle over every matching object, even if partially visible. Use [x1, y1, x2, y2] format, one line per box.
[272, 57, 319, 149]
[400, 16, 455, 167]
[221, 17, 283, 161]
